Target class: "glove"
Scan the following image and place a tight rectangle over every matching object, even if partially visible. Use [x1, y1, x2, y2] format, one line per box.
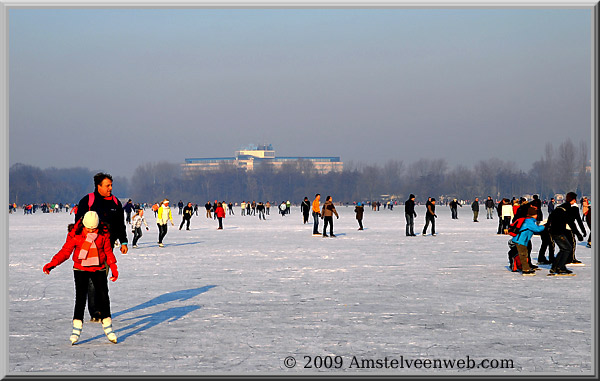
[43, 263, 55, 274]
[146, 227, 149, 230]
[109, 263, 119, 282]
[414, 212, 417, 217]
[336, 216, 339, 219]
[576, 234, 584, 242]
[434, 214, 438, 218]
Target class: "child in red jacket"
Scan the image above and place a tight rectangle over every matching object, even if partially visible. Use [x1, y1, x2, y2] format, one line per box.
[43, 211, 119, 344]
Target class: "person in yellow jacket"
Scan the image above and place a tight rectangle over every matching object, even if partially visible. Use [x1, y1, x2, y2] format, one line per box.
[157, 199, 174, 247]
[312, 193, 321, 236]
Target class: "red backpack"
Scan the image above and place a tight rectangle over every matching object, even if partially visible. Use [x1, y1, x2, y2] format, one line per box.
[507, 217, 526, 237]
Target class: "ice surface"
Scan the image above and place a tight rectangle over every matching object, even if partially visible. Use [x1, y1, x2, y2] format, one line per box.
[7, 206, 594, 376]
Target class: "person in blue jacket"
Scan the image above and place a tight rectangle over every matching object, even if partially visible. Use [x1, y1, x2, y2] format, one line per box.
[511, 203, 546, 275]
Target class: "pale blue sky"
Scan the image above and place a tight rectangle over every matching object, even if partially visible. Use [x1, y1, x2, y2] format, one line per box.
[9, 8, 592, 177]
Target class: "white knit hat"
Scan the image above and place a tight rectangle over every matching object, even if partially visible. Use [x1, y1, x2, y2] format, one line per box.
[82, 211, 99, 229]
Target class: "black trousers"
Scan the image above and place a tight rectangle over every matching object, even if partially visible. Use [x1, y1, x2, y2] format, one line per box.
[132, 227, 143, 246]
[76, 269, 110, 321]
[180, 216, 191, 230]
[323, 216, 334, 235]
[303, 212, 309, 224]
[423, 214, 435, 235]
[357, 219, 363, 229]
[552, 234, 573, 270]
[217, 217, 223, 229]
[405, 213, 415, 235]
[538, 229, 555, 262]
[158, 223, 168, 243]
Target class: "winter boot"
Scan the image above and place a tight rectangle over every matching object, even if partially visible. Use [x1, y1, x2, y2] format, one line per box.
[70, 319, 83, 345]
[101, 317, 118, 344]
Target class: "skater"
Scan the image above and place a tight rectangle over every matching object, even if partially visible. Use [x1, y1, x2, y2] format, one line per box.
[501, 198, 514, 234]
[152, 202, 159, 218]
[157, 199, 174, 247]
[215, 202, 225, 229]
[566, 199, 587, 265]
[43, 211, 119, 344]
[449, 198, 461, 219]
[422, 198, 437, 236]
[228, 202, 234, 215]
[585, 205, 591, 248]
[257, 201, 266, 220]
[177, 200, 184, 215]
[194, 203, 199, 216]
[471, 198, 480, 222]
[321, 196, 339, 237]
[301, 197, 311, 224]
[548, 197, 555, 214]
[312, 194, 321, 235]
[74, 172, 128, 323]
[485, 196, 495, 219]
[123, 199, 134, 224]
[286, 200, 291, 215]
[240, 201, 246, 216]
[205, 201, 212, 218]
[179, 202, 193, 230]
[354, 202, 364, 230]
[510, 204, 546, 275]
[131, 209, 149, 248]
[279, 201, 287, 216]
[547, 192, 584, 275]
[405, 194, 417, 236]
[265, 201, 270, 215]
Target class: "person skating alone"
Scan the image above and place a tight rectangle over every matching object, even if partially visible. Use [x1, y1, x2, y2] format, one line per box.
[405, 194, 417, 236]
[471, 198, 480, 222]
[157, 199, 174, 247]
[355, 202, 365, 230]
[215, 202, 226, 229]
[131, 209, 149, 248]
[179, 202, 193, 230]
[301, 197, 311, 224]
[43, 211, 119, 344]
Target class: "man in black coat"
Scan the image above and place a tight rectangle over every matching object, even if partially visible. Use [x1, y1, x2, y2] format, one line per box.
[471, 198, 480, 222]
[547, 192, 585, 274]
[74, 172, 128, 321]
[404, 194, 417, 236]
[485, 196, 495, 219]
[301, 197, 311, 224]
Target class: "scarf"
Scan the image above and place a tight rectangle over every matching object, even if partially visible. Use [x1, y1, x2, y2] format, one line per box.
[78, 232, 100, 267]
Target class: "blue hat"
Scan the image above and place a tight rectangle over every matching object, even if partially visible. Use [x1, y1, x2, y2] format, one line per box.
[357, 202, 362, 206]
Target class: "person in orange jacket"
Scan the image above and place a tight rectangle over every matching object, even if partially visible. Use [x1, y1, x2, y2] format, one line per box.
[42, 211, 119, 345]
[311, 193, 321, 235]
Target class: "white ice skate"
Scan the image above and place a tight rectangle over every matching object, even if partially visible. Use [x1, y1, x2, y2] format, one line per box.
[101, 317, 118, 344]
[70, 319, 83, 345]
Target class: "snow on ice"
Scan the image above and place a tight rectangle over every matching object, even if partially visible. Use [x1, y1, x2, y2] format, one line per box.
[7, 205, 594, 376]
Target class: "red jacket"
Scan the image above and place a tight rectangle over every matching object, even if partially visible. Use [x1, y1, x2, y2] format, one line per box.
[47, 221, 117, 272]
[215, 206, 226, 218]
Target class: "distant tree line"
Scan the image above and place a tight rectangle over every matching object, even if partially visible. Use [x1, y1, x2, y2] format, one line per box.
[9, 139, 590, 205]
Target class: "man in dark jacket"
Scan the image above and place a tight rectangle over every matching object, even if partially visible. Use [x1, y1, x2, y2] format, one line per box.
[301, 197, 311, 224]
[547, 192, 585, 274]
[404, 194, 417, 236]
[179, 202, 194, 230]
[74, 172, 128, 321]
[471, 198, 480, 222]
[449, 198, 461, 219]
[422, 198, 437, 236]
[485, 196, 495, 219]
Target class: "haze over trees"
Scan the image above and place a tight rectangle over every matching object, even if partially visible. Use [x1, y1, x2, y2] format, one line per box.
[9, 139, 591, 204]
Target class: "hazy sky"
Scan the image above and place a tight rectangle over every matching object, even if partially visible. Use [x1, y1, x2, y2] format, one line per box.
[9, 7, 592, 178]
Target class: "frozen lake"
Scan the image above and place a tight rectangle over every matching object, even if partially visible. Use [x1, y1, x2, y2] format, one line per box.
[7, 205, 595, 376]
